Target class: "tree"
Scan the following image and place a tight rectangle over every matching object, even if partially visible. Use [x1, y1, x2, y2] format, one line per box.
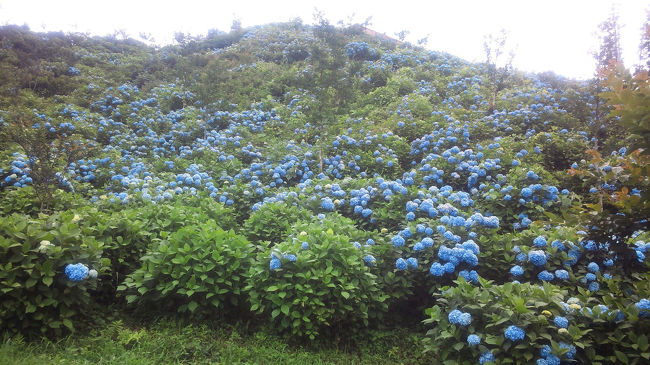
[304, 12, 352, 172]
[601, 64, 650, 151]
[595, 8, 622, 72]
[483, 29, 515, 114]
[590, 7, 624, 150]
[0, 112, 94, 212]
[638, 10, 650, 73]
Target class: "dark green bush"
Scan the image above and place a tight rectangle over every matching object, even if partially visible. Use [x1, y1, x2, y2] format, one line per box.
[118, 221, 254, 318]
[243, 202, 311, 246]
[0, 212, 106, 336]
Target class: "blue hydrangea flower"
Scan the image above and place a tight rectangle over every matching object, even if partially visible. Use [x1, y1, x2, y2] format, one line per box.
[551, 240, 565, 251]
[459, 270, 479, 283]
[270, 258, 281, 270]
[585, 273, 596, 282]
[283, 254, 296, 262]
[321, 197, 334, 211]
[553, 316, 568, 328]
[448, 309, 462, 324]
[559, 342, 576, 359]
[588, 282, 600, 291]
[587, 262, 600, 273]
[504, 325, 525, 341]
[392, 235, 405, 247]
[406, 201, 418, 212]
[533, 236, 547, 247]
[458, 312, 471, 326]
[396, 258, 407, 271]
[406, 257, 418, 269]
[301, 242, 309, 250]
[529, 250, 547, 266]
[363, 255, 376, 266]
[449, 309, 471, 326]
[430, 262, 445, 276]
[467, 334, 480, 346]
[64, 263, 89, 282]
[443, 262, 455, 273]
[555, 269, 569, 280]
[510, 265, 524, 276]
[479, 351, 495, 364]
[538, 270, 554, 281]
[636, 298, 650, 317]
[544, 354, 560, 365]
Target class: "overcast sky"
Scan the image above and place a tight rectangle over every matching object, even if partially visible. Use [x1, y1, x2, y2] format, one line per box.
[0, 0, 647, 79]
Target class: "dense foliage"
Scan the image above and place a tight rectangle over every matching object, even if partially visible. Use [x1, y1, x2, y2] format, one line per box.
[1, 19, 648, 364]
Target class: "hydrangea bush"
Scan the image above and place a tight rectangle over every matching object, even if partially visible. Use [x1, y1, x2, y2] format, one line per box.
[0, 211, 104, 336]
[246, 214, 388, 339]
[118, 220, 254, 318]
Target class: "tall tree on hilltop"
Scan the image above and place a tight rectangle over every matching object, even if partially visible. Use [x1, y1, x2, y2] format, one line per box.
[638, 9, 650, 73]
[595, 8, 623, 72]
[590, 7, 624, 150]
[483, 29, 514, 115]
[305, 11, 351, 172]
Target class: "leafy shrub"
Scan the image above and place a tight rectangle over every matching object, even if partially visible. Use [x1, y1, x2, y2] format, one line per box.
[243, 202, 311, 246]
[246, 214, 388, 339]
[423, 279, 573, 364]
[575, 272, 650, 364]
[0, 186, 87, 217]
[118, 221, 254, 318]
[80, 207, 153, 301]
[532, 131, 589, 172]
[0, 212, 105, 336]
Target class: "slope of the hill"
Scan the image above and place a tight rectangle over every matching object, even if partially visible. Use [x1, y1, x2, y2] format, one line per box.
[0, 20, 648, 364]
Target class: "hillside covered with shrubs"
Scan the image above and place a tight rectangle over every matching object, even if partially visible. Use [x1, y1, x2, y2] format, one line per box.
[1, 19, 649, 364]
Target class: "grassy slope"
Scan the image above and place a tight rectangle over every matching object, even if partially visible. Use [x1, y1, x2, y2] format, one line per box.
[1, 319, 427, 364]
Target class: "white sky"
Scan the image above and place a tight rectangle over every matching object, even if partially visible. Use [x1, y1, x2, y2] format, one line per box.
[0, 0, 648, 79]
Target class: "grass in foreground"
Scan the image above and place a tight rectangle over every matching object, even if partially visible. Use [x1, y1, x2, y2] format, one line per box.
[1, 318, 428, 364]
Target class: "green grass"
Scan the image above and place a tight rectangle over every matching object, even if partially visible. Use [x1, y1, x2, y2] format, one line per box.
[1, 318, 429, 364]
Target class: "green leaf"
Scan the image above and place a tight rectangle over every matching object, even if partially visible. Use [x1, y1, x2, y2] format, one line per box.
[281, 304, 290, 316]
[639, 335, 649, 351]
[187, 301, 198, 312]
[63, 319, 74, 331]
[614, 350, 627, 363]
[42, 276, 53, 287]
[267, 286, 279, 292]
[341, 291, 350, 299]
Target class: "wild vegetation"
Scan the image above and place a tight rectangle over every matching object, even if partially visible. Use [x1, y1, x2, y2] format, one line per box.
[1, 13, 649, 364]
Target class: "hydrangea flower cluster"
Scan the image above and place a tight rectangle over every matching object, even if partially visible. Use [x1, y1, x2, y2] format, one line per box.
[448, 309, 472, 326]
[64, 263, 89, 282]
[467, 334, 480, 346]
[504, 325, 525, 341]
